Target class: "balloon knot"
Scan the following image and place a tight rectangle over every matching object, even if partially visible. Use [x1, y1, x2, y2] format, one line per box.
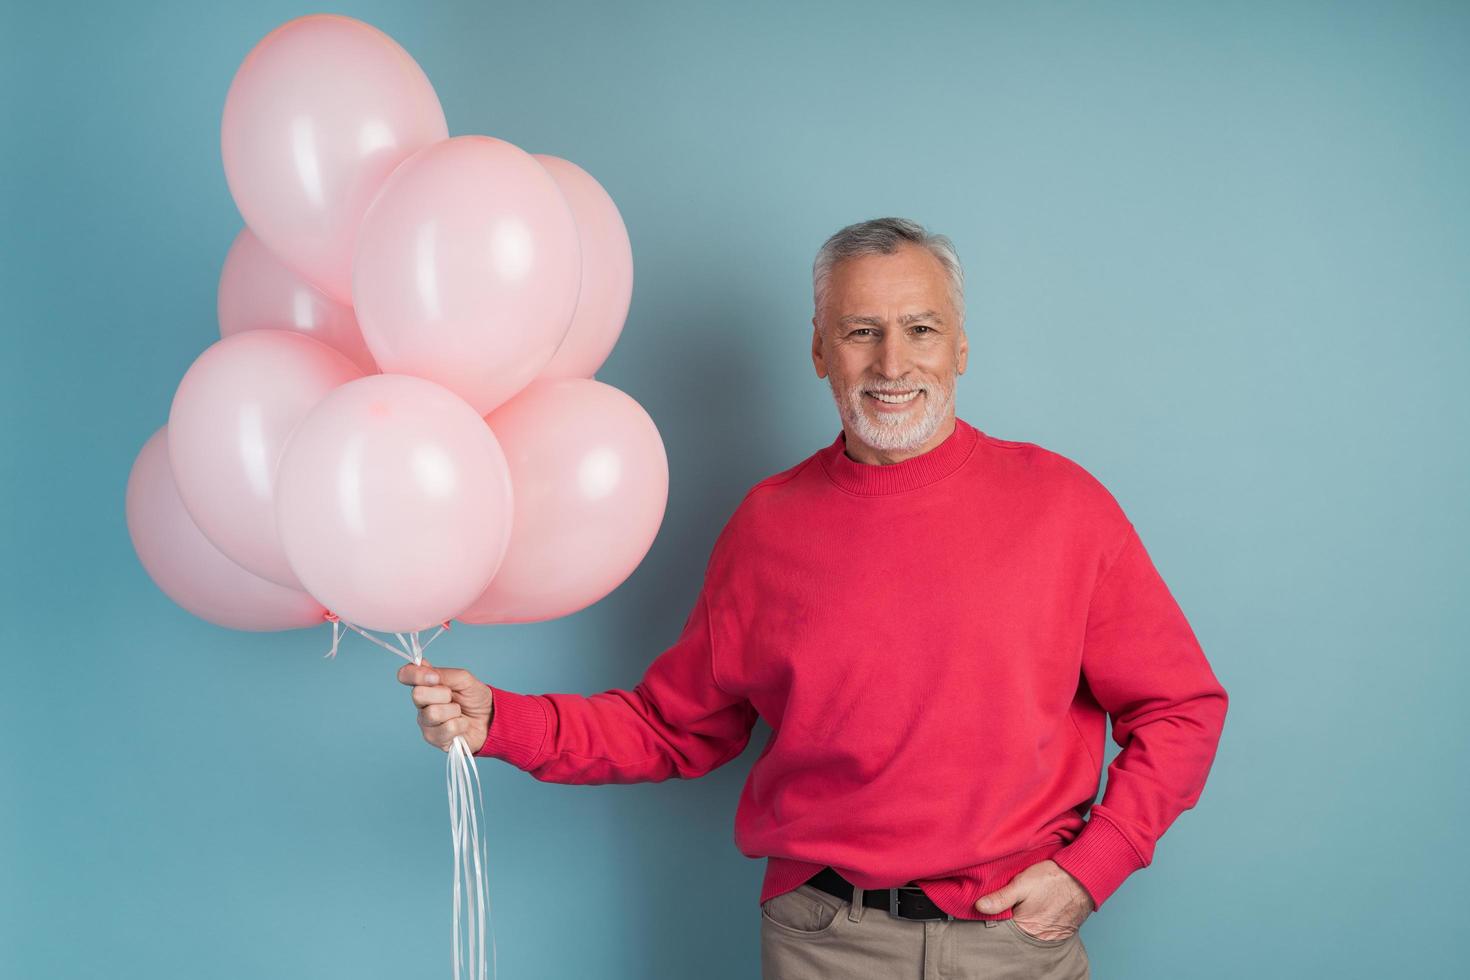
[323, 611, 340, 623]
[442, 620, 452, 630]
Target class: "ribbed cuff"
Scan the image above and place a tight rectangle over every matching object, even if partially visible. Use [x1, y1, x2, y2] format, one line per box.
[474, 685, 549, 770]
[1050, 813, 1147, 911]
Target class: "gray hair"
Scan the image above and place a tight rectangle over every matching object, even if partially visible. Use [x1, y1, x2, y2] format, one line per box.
[812, 217, 965, 322]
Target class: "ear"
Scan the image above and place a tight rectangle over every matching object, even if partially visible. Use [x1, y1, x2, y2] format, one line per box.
[956, 325, 969, 376]
[811, 317, 828, 380]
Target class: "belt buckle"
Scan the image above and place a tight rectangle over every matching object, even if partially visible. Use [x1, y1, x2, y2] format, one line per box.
[888, 885, 953, 921]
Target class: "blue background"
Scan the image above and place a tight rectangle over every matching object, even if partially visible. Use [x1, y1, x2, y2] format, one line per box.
[3, 1, 1466, 977]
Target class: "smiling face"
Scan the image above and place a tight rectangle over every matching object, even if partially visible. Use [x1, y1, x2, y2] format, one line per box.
[811, 243, 969, 464]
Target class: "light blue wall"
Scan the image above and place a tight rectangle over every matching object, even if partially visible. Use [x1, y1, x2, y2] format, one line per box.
[3, 1, 1466, 977]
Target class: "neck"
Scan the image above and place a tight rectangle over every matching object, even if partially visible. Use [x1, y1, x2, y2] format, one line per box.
[842, 414, 958, 466]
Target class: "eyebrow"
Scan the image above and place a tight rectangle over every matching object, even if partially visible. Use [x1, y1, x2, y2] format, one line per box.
[839, 310, 943, 327]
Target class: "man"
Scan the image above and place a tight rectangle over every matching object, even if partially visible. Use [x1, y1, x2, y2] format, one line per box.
[398, 217, 1229, 979]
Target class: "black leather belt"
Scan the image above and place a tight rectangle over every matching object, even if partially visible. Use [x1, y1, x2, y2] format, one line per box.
[807, 866, 955, 921]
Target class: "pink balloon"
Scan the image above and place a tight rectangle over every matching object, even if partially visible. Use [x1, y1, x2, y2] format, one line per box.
[274, 374, 515, 633]
[353, 136, 582, 416]
[221, 14, 448, 303]
[218, 227, 379, 374]
[168, 330, 365, 588]
[126, 427, 326, 631]
[532, 155, 634, 381]
[457, 379, 668, 625]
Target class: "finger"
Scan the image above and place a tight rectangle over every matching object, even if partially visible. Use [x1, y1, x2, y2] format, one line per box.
[423, 723, 451, 751]
[397, 662, 442, 687]
[422, 716, 468, 751]
[428, 665, 481, 693]
[418, 708, 466, 733]
[411, 685, 452, 707]
[420, 703, 463, 725]
[976, 885, 1020, 914]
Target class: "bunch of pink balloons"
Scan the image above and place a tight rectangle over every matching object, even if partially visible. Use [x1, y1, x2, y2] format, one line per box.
[126, 13, 668, 637]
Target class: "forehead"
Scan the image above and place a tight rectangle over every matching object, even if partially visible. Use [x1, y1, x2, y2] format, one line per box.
[825, 244, 951, 313]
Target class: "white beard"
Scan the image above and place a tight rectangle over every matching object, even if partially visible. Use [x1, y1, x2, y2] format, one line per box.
[828, 374, 955, 454]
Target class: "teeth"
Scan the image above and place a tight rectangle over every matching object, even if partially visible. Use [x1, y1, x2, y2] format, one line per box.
[870, 390, 920, 404]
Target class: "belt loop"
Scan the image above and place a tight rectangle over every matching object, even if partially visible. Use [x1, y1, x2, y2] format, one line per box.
[848, 886, 865, 922]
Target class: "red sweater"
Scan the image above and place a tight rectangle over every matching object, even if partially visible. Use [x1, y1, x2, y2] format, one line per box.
[476, 417, 1228, 919]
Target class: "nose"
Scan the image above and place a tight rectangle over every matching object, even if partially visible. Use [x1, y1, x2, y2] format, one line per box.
[876, 332, 908, 379]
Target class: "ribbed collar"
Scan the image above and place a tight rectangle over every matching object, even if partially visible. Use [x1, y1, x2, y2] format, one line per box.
[818, 417, 980, 495]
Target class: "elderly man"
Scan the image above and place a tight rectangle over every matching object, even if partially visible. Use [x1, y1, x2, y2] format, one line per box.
[398, 217, 1229, 979]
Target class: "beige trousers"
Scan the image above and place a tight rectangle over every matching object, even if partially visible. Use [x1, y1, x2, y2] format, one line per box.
[760, 883, 1090, 980]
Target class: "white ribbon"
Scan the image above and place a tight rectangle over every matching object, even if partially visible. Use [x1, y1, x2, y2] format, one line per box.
[325, 617, 497, 980]
[324, 618, 447, 662]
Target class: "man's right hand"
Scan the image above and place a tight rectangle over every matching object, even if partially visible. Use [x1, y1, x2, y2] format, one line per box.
[397, 658, 494, 754]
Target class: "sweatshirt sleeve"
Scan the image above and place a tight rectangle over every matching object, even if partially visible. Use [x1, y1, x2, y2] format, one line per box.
[472, 584, 760, 784]
[1050, 522, 1229, 911]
